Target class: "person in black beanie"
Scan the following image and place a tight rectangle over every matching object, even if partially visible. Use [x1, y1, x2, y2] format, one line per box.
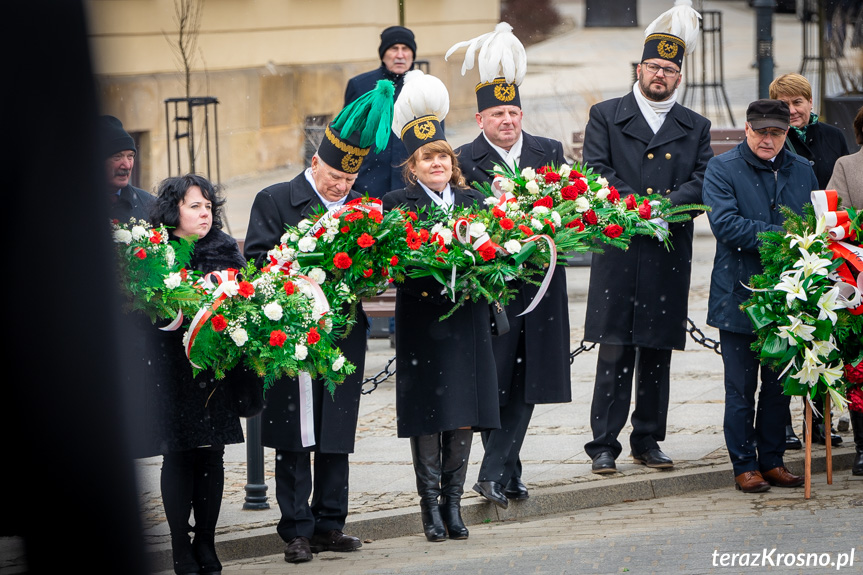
[343, 26, 416, 198]
[99, 114, 154, 223]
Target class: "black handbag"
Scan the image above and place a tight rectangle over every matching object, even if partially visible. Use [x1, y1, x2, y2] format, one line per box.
[490, 300, 510, 336]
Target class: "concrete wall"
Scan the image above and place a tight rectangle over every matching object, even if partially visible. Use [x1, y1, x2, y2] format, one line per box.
[86, 0, 499, 192]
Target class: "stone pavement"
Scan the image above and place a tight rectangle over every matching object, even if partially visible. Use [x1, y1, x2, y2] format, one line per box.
[130, 0, 863, 572]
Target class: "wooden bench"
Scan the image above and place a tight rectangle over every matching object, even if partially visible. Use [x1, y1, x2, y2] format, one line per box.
[710, 128, 745, 156]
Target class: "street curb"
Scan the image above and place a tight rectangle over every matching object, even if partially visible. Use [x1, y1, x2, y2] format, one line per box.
[144, 450, 856, 571]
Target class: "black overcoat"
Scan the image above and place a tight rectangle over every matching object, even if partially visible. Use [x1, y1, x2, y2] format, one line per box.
[244, 173, 368, 453]
[455, 132, 572, 405]
[382, 184, 500, 437]
[134, 228, 250, 458]
[783, 121, 850, 189]
[582, 93, 713, 350]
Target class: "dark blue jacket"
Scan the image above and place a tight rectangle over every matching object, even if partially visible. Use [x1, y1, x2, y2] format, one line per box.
[704, 141, 818, 334]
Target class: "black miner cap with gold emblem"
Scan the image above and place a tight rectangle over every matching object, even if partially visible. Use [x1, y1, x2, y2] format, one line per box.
[392, 70, 450, 156]
[317, 79, 395, 174]
[446, 22, 526, 112]
[641, 0, 701, 68]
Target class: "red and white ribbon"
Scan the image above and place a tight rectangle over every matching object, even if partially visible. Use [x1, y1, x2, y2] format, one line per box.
[298, 371, 316, 447]
[811, 190, 863, 314]
[183, 268, 240, 368]
[517, 234, 557, 317]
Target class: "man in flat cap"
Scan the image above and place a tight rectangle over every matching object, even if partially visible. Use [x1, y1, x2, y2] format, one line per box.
[344, 25, 416, 198]
[702, 99, 816, 493]
[100, 115, 153, 223]
[582, 5, 713, 476]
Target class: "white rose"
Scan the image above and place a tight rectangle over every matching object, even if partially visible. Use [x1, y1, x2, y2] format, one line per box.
[294, 343, 308, 361]
[469, 222, 487, 237]
[263, 302, 283, 321]
[504, 240, 522, 254]
[500, 178, 515, 193]
[596, 176, 608, 187]
[297, 237, 317, 252]
[230, 328, 248, 347]
[595, 188, 610, 201]
[559, 164, 572, 178]
[575, 196, 590, 212]
[332, 355, 346, 371]
[493, 164, 507, 175]
[131, 225, 148, 241]
[308, 268, 326, 284]
[163, 272, 182, 290]
[521, 167, 536, 180]
[113, 229, 132, 244]
[525, 180, 540, 195]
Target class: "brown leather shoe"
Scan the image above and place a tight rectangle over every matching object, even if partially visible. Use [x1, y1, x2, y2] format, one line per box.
[284, 536, 313, 563]
[762, 466, 804, 487]
[734, 470, 770, 493]
[309, 529, 362, 553]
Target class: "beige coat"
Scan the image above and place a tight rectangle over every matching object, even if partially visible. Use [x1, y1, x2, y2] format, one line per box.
[827, 148, 863, 209]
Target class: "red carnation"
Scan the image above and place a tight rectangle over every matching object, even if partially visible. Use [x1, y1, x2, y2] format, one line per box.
[500, 218, 515, 230]
[603, 224, 624, 238]
[134, 248, 147, 259]
[561, 185, 580, 200]
[368, 210, 383, 223]
[180, 268, 188, 280]
[544, 171, 562, 184]
[341, 225, 350, 233]
[307, 327, 321, 345]
[363, 269, 374, 278]
[518, 224, 534, 236]
[638, 199, 652, 219]
[381, 267, 389, 277]
[407, 211, 418, 221]
[345, 211, 364, 222]
[211, 314, 228, 332]
[283, 281, 295, 295]
[543, 218, 556, 233]
[565, 218, 585, 231]
[477, 245, 496, 261]
[625, 194, 638, 210]
[150, 230, 162, 244]
[533, 196, 554, 209]
[584, 210, 598, 225]
[333, 252, 352, 269]
[390, 255, 399, 265]
[238, 281, 255, 298]
[419, 229, 430, 242]
[357, 233, 375, 248]
[269, 330, 287, 347]
[493, 207, 506, 218]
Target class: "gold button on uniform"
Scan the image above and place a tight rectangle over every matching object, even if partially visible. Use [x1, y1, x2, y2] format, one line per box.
[665, 153, 672, 160]
[647, 153, 654, 159]
[421, 291, 428, 297]
[646, 188, 653, 193]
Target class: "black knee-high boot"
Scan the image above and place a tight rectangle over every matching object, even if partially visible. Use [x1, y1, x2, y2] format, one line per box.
[851, 411, 863, 476]
[161, 451, 200, 575]
[439, 429, 472, 540]
[410, 434, 446, 542]
[191, 446, 225, 575]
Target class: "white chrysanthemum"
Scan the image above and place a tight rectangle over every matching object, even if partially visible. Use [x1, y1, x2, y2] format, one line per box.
[222, 280, 239, 297]
[521, 167, 536, 180]
[469, 222, 487, 236]
[575, 196, 590, 212]
[308, 268, 326, 284]
[163, 272, 183, 290]
[114, 229, 133, 244]
[131, 225, 148, 241]
[298, 237, 317, 253]
[484, 196, 498, 206]
[437, 228, 453, 245]
[230, 328, 248, 347]
[532, 206, 550, 216]
[279, 232, 291, 244]
[551, 211, 561, 227]
[295, 344, 308, 361]
[296, 280, 315, 298]
[525, 180, 540, 195]
[333, 355, 346, 371]
[504, 239, 522, 254]
[263, 302, 283, 321]
[530, 218, 544, 231]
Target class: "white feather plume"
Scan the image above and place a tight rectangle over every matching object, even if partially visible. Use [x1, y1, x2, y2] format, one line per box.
[444, 22, 527, 85]
[643, 0, 701, 54]
[391, 70, 450, 135]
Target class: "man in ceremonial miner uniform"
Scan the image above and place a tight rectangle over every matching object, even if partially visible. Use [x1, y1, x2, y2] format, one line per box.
[447, 23, 572, 509]
[244, 81, 394, 564]
[582, 0, 713, 475]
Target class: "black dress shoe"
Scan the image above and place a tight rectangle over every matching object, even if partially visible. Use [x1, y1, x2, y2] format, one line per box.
[785, 425, 802, 450]
[812, 423, 843, 446]
[591, 452, 617, 474]
[284, 536, 313, 563]
[473, 481, 508, 509]
[503, 477, 529, 500]
[631, 448, 674, 469]
[309, 529, 362, 553]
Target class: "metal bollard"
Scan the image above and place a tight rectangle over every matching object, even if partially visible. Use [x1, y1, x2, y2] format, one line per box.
[243, 413, 269, 509]
[753, 0, 777, 98]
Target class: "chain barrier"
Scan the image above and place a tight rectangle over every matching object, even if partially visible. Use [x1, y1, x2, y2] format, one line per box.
[686, 317, 722, 354]
[362, 318, 720, 393]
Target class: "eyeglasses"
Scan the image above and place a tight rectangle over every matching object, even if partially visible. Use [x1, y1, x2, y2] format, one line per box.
[748, 124, 787, 139]
[641, 62, 680, 78]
